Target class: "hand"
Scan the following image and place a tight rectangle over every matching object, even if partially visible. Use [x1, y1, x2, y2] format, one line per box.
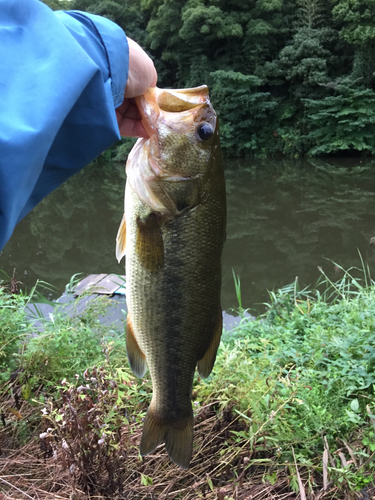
[116, 38, 157, 138]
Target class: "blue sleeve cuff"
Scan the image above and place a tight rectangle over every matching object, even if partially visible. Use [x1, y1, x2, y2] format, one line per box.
[57, 10, 128, 108]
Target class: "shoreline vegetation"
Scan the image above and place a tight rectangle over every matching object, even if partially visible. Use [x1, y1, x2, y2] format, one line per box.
[1, 266, 374, 499]
[45, 0, 375, 159]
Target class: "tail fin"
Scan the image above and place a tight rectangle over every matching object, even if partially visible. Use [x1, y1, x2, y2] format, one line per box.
[164, 418, 193, 469]
[140, 403, 193, 469]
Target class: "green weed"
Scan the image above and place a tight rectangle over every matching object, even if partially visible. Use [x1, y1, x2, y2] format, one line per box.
[1, 269, 375, 496]
[196, 267, 375, 492]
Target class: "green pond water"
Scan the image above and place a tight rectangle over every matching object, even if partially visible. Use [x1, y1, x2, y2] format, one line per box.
[1, 156, 375, 314]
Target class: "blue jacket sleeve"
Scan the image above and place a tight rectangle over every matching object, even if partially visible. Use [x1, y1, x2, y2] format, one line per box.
[0, 0, 129, 250]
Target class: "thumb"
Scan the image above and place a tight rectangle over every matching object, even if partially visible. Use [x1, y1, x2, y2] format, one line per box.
[125, 38, 157, 98]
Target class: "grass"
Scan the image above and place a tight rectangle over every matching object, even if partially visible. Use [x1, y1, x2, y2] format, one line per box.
[0, 265, 375, 499]
[197, 267, 375, 496]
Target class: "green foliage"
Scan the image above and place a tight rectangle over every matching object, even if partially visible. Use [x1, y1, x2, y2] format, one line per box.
[332, 0, 375, 86]
[332, 0, 375, 46]
[303, 80, 375, 155]
[2, 268, 375, 494]
[71, 0, 148, 44]
[197, 270, 375, 489]
[210, 70, 277, 157]
[111, 137, 137, 162]
[297, 0, 326, 29]
[0, 278, 130, 388]
[179, 4, 243, 41]
[232, 269, 243, 312]
[20, 296, 124, 387]
[266, 27, 332, 89]
[0, 288, 28, 382]
[0, 277, 56, 383]
[41, 0, 72, 11]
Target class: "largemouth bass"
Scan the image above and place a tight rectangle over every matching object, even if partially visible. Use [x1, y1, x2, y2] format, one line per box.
[116, 85, 226, 468]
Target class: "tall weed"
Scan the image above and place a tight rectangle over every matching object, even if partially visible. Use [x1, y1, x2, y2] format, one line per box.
[1, 269, 375, 495]
[197, 268, 375, 488]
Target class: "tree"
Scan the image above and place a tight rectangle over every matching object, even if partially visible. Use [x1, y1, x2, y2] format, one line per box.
[41, 0, 375, 156]
[210, 70, 277, 156]
[42, 0, 72, 11]
[72, 0, 147, 44]
[303, 79, 375, 155]
[332, 0, 375, 86]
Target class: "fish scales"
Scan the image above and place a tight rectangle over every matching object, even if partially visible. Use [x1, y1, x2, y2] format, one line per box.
[116, 85, 226, 468]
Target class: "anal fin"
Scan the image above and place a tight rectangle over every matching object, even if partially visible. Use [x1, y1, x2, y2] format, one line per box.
[136, 213, 164, 272]
[126, 316, 147, 378]
[197, 310, 223, 378]
[116, 214, 126, 263]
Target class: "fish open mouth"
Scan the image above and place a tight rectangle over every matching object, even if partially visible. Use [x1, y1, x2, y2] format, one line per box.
[135, 86, 211, 137]
[156, 86, 209, 112]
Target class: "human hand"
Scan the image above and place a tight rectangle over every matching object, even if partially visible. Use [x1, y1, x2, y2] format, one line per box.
[116, 38, 157, 138]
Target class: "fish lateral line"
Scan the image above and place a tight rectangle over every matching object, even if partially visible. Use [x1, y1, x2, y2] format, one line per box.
[156, 174, 193, 182]
[142, 173, 193, 183]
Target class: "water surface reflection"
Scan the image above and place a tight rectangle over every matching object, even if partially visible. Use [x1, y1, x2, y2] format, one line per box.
[1, 157, 375, 313]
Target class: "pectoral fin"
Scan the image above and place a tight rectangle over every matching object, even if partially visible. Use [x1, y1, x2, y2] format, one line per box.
[197, 310, 223, 378]
[126, 316, 147, 378]
[116, 214, 127, 263]
[136, 213, 164, 272]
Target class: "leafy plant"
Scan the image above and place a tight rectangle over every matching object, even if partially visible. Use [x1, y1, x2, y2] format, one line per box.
[303, 79, 375, 155]
[40, 0, 375, 157]
[19, 296, 121, 387]
[39, 366, 148, 496]
[197, 266, 375, 491]
[2, 268, 375, 496]
[0, 277, 55, 383]
[210, 70, 277, 157]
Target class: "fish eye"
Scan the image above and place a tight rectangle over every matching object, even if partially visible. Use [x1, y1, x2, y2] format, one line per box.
[197, 123, 214, 141]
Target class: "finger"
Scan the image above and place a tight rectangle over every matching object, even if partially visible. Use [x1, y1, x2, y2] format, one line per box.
[116, 99, 141, 120]
[118, 117, 149, 138]
[116, 99, 147, 138]
[125, 38, 157, 98]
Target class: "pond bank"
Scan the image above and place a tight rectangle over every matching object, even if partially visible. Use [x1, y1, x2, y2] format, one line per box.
[25, 273, 253, 332]
[1, 268, 374, 499]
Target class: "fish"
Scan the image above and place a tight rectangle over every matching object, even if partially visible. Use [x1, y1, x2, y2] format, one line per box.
[116, 85, 226, 468]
